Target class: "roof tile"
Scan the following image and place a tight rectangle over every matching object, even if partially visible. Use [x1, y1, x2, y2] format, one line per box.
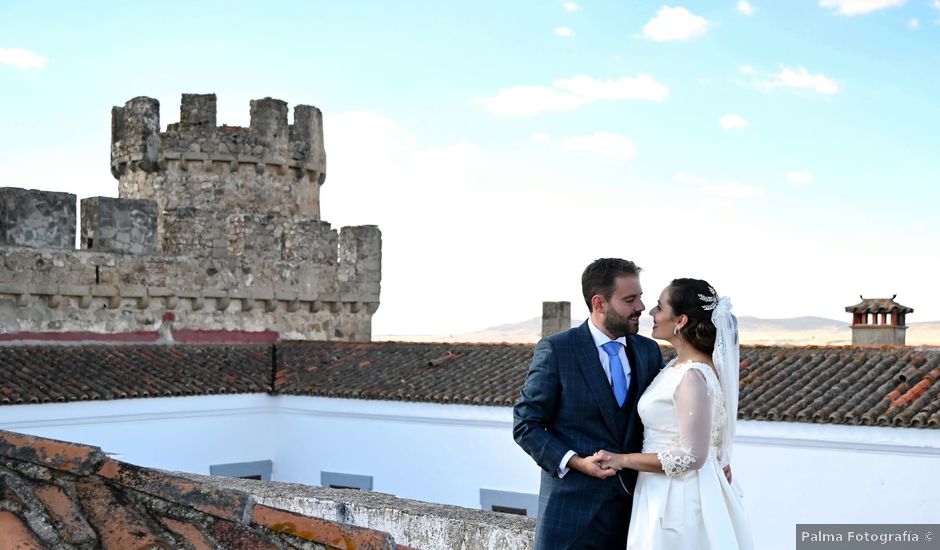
[251, 503, 396, 549]
[75, 481, 172, 549]
[99, 460, 252, 523]
[32, 483, 96, 544]
[159, 517, 217, 550]
[0, 429, 402, 548]
[0, 430, 106, 475]
[0, 511, 44, 550]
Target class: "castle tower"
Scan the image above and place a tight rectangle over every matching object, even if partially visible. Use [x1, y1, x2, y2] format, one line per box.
[845, 295, 913, 346]
[110, 94, 326, 258]
[0, 94, 380, 342]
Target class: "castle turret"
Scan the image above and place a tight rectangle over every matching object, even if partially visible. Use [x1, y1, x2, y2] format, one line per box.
[845, 295, 913, 346]
[111, 94, 327, 258]
[0, 93, 379, 342]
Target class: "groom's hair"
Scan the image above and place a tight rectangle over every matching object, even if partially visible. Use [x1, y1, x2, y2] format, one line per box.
[581, 258, 642, 312]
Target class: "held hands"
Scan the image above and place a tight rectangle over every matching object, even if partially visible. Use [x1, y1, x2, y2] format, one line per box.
[568, 451, 625, 479]
[568, 452, 618, 479]
[594, 450, 625, 473]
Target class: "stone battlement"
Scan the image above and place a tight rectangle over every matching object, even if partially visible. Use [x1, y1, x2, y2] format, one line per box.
[0, 93, 381, 341]
[111, 94, 324, 180]
[111, 94, 325, 221]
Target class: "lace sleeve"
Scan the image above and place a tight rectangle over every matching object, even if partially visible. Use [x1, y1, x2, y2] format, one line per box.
[657, 367, 712, 477]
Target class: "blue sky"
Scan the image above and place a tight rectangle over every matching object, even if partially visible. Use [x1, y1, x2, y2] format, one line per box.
[2, 0, 939, 335]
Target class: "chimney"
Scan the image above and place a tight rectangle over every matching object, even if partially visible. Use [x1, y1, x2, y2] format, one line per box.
[845, 295, 913, 346]
[542, 301, 571, 338]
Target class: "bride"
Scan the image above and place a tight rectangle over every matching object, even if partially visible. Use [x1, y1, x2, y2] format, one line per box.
[597, 278, 754, 549]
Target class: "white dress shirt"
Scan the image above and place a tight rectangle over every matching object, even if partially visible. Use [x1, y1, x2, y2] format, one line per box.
[557, 319, 633, 477]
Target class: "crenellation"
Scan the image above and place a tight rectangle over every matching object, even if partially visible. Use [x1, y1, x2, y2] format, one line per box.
[179, 93, 217, 130]
[111, 97, 161, 174]
[81, 197, 158, 255]
[2, 92, 380, 341]
[249, 97, 290, 157]
[290, 105, 327, 184]
[0, 188, 76, 250]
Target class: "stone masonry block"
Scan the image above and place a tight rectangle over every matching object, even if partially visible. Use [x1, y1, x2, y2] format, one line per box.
[0, 188, 76, 249]
[180, 93, 217, 129]
[81, 197, 158, 255]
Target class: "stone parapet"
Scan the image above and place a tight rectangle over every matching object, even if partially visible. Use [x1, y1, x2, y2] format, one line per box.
[0, 243, 380, 341]
[0, 188, 76, 250]
[182, 475, 536, 550]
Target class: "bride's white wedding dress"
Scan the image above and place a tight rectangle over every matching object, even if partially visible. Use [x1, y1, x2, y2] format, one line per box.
[627, 359, 754, 549]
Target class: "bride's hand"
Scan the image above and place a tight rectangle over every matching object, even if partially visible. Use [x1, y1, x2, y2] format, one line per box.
[594, 450, 623, 471]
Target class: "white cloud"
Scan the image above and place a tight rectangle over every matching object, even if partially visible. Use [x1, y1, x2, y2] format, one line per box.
[819, 0, 905, 15]
[737, 1, 756, 15]
[472, 85, 584, 116]
[531, 132, 552, 143]
[562, 132, 636, 159]
[933, 0, 940, 8]
[0, 47, 47, 69]
[554, 74, 669, 101]
[555, 26, 573, 37]
[673, 172, 708, 185]
[758, 66, 839, 95]
[739, 65, 756, 75]
[702, 181, 765, 198]
[563, 1, 579, 11]
[474, 74, 668, 116]
[720, 114, 748, 129]
[787, 171, 814, 184]
[642, 6, 709, 41]
[908, 17, 920, 28]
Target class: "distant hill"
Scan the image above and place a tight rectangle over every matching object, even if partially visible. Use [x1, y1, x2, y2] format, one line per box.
[378, 316, 940, 346]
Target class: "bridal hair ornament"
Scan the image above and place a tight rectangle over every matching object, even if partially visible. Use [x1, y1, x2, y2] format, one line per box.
[710, 294, 739, 468]
[698, 286, 719, 311]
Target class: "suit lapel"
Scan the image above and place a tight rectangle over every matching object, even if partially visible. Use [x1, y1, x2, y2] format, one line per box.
[574, 322, 620, 438]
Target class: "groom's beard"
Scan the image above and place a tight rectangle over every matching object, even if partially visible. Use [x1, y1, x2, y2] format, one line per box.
[605, 308, 640, 338]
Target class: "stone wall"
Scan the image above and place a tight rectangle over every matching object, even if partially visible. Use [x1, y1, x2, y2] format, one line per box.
[0, 242, 378, 340]
[187, 475, 536, 550]
[0, 92, 381, 341]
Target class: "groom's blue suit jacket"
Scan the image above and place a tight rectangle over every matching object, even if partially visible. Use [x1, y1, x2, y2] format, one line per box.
[513, 321, 663, 549]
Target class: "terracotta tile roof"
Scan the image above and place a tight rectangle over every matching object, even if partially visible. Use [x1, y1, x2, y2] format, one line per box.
[0, 344, 271, 404]
[0, 429, 399, 549]
[275, 341, 533, 406]
[737, 346, 940, 428]
[1, 341, 939, 428]
[845, 295, 914, 314]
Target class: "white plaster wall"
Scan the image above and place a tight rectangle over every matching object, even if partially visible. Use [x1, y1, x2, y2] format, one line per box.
[2, 397, 939, 550]
[272, 396, 539, 507]
[0, 395, 279, 475]
[733, 421, 940, 550]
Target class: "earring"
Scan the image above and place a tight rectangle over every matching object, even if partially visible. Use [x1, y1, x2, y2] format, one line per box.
[673, 324, 680, 336]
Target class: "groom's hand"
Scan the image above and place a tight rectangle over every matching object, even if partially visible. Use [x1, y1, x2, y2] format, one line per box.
[568, 453, 617, 479]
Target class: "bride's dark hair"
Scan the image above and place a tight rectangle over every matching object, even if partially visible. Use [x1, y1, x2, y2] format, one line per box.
[668, 278, 718, 355]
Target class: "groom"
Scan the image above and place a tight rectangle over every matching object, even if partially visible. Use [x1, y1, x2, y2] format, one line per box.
[513, 258, 663, 549]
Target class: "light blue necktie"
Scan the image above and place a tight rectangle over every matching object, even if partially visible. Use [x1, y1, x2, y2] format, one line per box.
[602, 341, 628, 407]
